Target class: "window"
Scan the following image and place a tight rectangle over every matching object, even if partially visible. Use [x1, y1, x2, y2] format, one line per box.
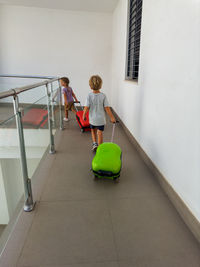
[126, 0, 143, 81]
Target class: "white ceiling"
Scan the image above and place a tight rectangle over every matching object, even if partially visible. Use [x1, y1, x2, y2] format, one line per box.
[0, 0, 119, 13]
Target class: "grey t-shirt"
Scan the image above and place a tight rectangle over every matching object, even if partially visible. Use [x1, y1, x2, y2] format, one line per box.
[85, 92, 109, 126]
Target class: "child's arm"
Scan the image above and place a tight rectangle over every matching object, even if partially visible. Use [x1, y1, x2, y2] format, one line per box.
[83, 106, 89, 121]
[104, 107, 116, 123]
[72, 91, 78, 102]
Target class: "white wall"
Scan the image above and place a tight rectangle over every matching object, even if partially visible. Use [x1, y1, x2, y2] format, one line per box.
[0, 5, 112, 103]
[111, 0, 200, 221]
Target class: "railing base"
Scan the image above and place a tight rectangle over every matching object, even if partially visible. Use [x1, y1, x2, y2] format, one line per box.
[49, 149, 56, 154]
[49, 145, 56, 154]
[24, 201, 35, 212]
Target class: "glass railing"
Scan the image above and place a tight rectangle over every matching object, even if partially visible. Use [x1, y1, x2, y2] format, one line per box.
[0, 75, 63, 247]
[0, 76, 45, 93]
[21, 90, 51, 182]
[0, 115, 24, 242]
[51, 82, 62, 131]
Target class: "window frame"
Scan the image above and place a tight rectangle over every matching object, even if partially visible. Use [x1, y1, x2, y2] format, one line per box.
[125, 0, 143, 82]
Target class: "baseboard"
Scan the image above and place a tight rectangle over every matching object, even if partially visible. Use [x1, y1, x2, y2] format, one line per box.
[112, 109, 200, 244]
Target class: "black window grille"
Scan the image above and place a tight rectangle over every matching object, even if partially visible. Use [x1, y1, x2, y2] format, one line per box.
[126, 0, 143, 80]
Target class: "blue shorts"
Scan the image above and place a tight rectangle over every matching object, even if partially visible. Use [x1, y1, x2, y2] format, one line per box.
[90, 125, 104, 131]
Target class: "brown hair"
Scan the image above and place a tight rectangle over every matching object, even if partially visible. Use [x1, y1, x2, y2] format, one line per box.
[60, 77, 70, 86]
[89, 75, 102, 91]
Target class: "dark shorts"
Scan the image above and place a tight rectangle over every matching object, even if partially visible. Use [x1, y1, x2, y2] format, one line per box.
[90, 125, 105, 131]
[65, 101, 75, 111]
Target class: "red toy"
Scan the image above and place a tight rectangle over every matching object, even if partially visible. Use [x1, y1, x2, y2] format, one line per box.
[22, 108, 48, 128]
[75, 102, 90, 132]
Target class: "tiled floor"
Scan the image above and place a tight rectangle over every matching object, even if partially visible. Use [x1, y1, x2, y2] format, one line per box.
[0, 225, 6, 237]
[2, 115, 200, 267]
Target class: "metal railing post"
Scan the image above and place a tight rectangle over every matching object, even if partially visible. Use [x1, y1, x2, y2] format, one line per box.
[58, 79, 64, 130]
[50, 82, 55, 126]
[46, 83, 56, 154]
[13, 95, 34, 212]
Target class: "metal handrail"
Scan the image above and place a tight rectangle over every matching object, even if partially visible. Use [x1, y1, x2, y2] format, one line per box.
[0, 77, 59, 100]
[0, 74, 57, 79]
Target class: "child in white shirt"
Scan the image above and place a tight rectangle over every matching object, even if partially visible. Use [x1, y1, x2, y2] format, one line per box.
[83, 75, 116, 151]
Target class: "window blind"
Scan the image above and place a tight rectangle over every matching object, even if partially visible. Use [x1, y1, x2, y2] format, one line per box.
[126, 0, 143, 80]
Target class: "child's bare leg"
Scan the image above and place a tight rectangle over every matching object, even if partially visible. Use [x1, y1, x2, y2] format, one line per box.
[97, 130, 103, 145]
[91, 129, 97, 143]
[65, 110, 68, 119]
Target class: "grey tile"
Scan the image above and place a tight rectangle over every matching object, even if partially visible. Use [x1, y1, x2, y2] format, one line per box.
[41, 153, 106, 201]
[57, 131, 92, 150]
[3, 112, 200, 267]
[0, 225, 6, 237]
[119, 257, 200, 267]
[64, 263, 119, 267]
[109, 197, 200, 265]
[0, 264, 16, 267]
[18, 200, 117, 266]
[0, 209, 36, 267]
[18, 262, 119, 267]
[31, 151, 56, 202]
[103, 152, 163, 199]
[41, 121, 106, 202]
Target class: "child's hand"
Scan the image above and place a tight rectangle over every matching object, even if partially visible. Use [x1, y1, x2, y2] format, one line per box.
[111, 117, 116, 123]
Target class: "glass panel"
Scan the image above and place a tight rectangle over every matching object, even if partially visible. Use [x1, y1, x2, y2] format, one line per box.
[20, 88, 50, 181]
[18, 84, 47, 107]
[51, 85, 61, 131]
[51, 80, 60, 92]
[0, 114, 24, 241]
[0, 80, 60, 250]
[0, 96, 15, 121]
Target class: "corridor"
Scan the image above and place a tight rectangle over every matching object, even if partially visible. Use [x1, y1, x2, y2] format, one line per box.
[1, 114, 200, 267]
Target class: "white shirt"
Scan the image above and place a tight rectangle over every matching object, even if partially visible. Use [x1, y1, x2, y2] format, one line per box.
[85, 92, 109, 126]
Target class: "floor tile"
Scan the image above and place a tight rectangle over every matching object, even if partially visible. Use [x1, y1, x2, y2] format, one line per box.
[109, 197, 200, 266]
[41, 153, 106, 201]
[2, 112, 200, 267]
[0, 209, 36, 267]
[18, 200, 117, 266]
[103, 152, 163, 199]
[18, 262, 119, 267]
[119, 257, 200, 267]
[0, 225, 6, 237]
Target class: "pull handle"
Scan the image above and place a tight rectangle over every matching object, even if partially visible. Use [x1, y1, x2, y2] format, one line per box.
[111, 121, 119, 143]
[74, 101, 84, 111]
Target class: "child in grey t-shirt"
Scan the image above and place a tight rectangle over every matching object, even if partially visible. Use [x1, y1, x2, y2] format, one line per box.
[83, 75, 116, 151]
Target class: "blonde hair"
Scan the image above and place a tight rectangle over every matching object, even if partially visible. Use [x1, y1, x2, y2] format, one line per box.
[89, 75, 102, 91]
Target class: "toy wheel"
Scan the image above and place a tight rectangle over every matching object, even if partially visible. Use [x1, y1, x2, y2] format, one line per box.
[81, 128, 85, 133]
[114, 177, 120, 183]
